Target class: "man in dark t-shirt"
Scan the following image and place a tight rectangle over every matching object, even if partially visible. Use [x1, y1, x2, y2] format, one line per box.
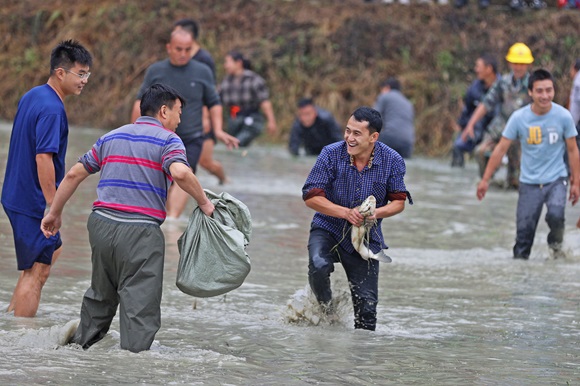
[131, 28, 238, 218]
[289, 98, 343, 156]
[173, 18, 230, 185]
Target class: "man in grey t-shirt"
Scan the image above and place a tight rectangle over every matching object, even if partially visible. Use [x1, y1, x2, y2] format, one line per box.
[373, 77, 415, 159]
[131, 29, 238, 218]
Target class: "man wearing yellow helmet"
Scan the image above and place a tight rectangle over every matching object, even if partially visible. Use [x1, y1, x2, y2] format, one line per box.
[462, 42, 533, 189]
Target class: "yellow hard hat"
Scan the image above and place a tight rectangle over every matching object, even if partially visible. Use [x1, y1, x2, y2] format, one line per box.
[505, 43, 534, 64]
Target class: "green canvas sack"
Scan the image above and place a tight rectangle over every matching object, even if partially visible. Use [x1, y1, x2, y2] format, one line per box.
[176, 190, 252, 297]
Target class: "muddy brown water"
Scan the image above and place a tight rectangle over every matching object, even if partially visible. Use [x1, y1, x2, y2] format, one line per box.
[1, 122, 579, 385]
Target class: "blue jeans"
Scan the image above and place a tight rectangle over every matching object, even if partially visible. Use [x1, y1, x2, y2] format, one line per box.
[513, 178, 567, 259]
[453, 132, 478, 153]
[307, 225, 379, 330]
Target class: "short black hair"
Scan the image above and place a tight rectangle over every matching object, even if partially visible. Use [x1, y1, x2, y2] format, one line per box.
[50, 40, 92, 74]
[173, 18, 199, 39]
[379, 77, 401, 91]
[297, 98, 314, 108]
[140, 83, 186, 117]
[528, 69, 554, 91]
[227, 50, 252, 70]
[351, 106, 382, 134]
[479, 53, 498, 74]
[574, 58, 580, 72]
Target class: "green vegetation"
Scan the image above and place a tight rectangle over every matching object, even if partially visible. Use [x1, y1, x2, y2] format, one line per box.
[1, 0, 579, 155]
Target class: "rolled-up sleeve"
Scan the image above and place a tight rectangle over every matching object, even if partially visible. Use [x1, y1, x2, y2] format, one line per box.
[387, 155, 413, 204]
[302, 148, 334, 200]
[162, 135, 189, 177]
[78, 139, 103, 174]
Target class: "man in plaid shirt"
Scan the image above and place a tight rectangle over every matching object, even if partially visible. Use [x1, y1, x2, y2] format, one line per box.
[219, 51, 277, 147]
[302, 106, 412, 331]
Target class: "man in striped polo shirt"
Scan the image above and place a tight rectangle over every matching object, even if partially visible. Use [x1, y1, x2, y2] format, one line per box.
[41, 83, 214, 353]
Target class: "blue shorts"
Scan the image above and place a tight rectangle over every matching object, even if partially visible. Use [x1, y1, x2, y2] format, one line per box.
[3, 206, 62, 270]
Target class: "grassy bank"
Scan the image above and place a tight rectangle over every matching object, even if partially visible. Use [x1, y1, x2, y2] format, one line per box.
[1, 0, 579, 155]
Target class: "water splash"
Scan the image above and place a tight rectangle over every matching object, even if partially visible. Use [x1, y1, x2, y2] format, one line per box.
[11, 319, 79, 349]
[283, 282, 353, 327]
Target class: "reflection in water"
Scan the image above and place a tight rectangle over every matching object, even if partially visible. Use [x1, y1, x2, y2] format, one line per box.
[1, 122, 580, 385]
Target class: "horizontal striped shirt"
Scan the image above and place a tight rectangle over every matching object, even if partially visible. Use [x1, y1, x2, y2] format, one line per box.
[302, 141, 412, 254]
[78, 116, 189, 223]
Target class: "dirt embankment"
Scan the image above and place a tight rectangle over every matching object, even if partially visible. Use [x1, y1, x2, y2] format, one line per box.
[1, 0, 579, 155]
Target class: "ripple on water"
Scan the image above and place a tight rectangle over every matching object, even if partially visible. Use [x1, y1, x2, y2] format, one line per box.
[2, 126, 580, 384]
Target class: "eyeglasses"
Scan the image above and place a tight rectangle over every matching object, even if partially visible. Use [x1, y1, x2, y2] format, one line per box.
[61, 68, 91, 80]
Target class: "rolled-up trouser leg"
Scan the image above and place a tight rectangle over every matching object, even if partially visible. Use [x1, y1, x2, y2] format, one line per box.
[73, 213, 121, 348]
[116, 223, 164, 353]
[513, 183, 544, 259]
[544, 178, 567, 248]
[341, 253, 379, 330]
[451, 133, 473, 167]
[307, 226, 338, 305]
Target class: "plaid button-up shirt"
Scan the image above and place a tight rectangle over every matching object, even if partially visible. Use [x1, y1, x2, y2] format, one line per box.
[219, 69, 270, 113]
[302, 141, 412, 254]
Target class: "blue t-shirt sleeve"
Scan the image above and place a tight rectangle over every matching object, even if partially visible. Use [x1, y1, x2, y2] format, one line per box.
[36, 113, 63, 154]
[563, 113, 578, 139]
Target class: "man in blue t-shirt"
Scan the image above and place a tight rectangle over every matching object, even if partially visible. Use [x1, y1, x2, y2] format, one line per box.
[451, 54, 499, 168]
[477, 69, 580, 260]
[1, 40, 92, 317]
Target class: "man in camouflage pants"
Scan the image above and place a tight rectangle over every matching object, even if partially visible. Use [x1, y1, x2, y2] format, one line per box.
[462, 43, 534, 189]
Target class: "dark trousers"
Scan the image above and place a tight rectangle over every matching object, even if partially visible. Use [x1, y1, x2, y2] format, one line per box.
[73, 212, 165, 352]
[307, 225, 379, 330]
[182, 135, 205, 173]
[227, 112, 265, 147]
[513, 178, 567, 259]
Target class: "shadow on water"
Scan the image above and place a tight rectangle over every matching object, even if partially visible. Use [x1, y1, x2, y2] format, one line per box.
[1, 122, 580, 385]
